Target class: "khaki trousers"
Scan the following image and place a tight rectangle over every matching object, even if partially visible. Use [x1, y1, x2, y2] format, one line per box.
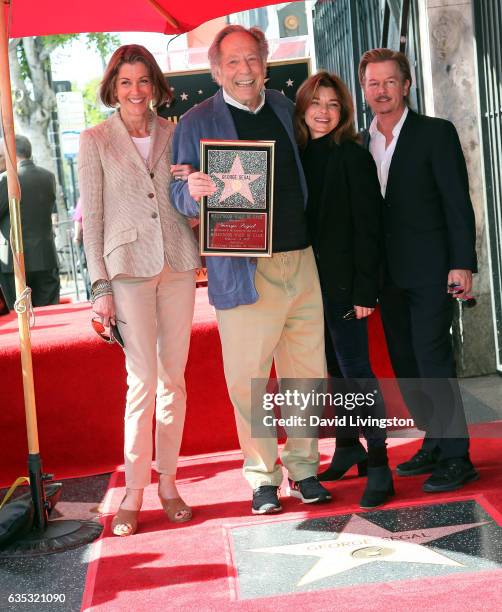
[111, 264, 196, 489]
[216, 247, 327, 489]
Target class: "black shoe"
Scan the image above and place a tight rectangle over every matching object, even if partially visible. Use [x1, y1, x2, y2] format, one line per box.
[396, 448, 440, 476]
[252, 485, 282, 514]
[423, 457, 479, 492]
[287, 476, 332, 503]
[360, 465, 395, 509]
[318, 442, 368, 482]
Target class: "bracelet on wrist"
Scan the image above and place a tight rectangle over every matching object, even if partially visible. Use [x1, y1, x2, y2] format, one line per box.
[91, 280, 112, 303]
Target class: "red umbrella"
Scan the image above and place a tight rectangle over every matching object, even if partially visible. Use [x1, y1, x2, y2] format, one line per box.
[0, 0, 284, 553]
[4, 0, 280, 36]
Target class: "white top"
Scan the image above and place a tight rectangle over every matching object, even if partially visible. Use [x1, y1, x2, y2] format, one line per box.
[223, 88, 265, 114]
[368, 106, 409, 197]
[131, 135, 151, 164]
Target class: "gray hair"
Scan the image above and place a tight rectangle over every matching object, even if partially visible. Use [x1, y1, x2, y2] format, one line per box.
[208, 25, 268, 81]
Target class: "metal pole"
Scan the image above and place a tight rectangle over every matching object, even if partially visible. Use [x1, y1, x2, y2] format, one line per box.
[399, 0, 410, 53]
[67, 228, 80, 301]
[381, 0, 391, 47]
[40, 39, 68, 211]
[348, 0, 365, 130]
[74, 241, 88, 301]
[68, 157, 76, 207]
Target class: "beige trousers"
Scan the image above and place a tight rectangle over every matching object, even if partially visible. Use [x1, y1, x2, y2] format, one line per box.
[216, 247, 327, 489]
[111, 264, 196, 489]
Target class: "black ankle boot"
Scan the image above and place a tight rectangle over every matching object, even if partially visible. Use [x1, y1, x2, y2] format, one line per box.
[360, 463, 395, 509]
[318, 441, 368, 482]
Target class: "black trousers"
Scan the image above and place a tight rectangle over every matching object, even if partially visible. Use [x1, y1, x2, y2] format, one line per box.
[0, 269, 60, 309]
[379, 280, 469, 459]
[324, 294, 387, 447]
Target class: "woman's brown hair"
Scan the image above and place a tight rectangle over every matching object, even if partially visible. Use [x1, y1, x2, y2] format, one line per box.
[294, 71, 358, 149]
[100, 44, 172, 108]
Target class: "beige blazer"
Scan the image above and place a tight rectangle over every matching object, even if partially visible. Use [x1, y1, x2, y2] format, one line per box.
[78, 111, 200, 284]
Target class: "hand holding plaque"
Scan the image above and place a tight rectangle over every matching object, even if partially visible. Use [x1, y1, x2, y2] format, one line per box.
[187, 171, 217, 200]
[199, 140, 275, 257]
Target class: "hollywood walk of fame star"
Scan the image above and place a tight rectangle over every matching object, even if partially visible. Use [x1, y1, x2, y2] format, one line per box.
[286, 78, 294, 87]
[213, 155, 261, 205]
[249, 514, 488, 587]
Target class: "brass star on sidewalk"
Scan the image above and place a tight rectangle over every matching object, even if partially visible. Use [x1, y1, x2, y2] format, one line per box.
[249, 514, 488, 586]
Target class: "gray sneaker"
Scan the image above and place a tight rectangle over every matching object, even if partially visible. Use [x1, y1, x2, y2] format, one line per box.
[252, 485, 282, 514]
[287, 476, 332, 503]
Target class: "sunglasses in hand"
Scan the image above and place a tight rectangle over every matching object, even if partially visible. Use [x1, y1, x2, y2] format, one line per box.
[342, 308, 356, 320]
[447, 283, 477, 308]
[91, 317, 125, 348]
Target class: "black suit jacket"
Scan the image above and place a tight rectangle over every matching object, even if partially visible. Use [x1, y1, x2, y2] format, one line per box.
[362, 110, 477, 288]
[308, 139, 383, 307]
[0, 159, 58, 273]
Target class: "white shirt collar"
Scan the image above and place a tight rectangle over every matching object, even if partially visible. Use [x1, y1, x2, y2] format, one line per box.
[369, 106, 409, 138]
[222, 88, 265, 114]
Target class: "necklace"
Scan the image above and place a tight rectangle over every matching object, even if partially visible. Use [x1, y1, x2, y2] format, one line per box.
[120, 111, 154, 172]
[119, 110, 154, 138]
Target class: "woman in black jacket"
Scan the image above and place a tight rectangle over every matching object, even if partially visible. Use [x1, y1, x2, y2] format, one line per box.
[295, 71, 393, 508]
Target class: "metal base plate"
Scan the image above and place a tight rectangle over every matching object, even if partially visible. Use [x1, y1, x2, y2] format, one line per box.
[0, 519, 102, 558]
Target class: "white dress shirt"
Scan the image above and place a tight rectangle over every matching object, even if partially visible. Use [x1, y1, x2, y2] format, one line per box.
[369, 106, 409, 197]
[223, 88, 265, 114]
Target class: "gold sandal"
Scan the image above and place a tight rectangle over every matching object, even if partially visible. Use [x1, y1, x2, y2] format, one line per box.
[111, 499, 140, 536]
[159, 495, 192, 523]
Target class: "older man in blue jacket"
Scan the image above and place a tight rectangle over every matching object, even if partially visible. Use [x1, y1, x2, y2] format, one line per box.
[171, 25, 330, 514]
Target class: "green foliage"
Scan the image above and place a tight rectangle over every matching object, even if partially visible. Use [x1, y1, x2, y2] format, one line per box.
[81, 78, 108, 127]
[85, 32, 121, 59]
[69, 34, 120, 127]
[14, 33, 121, 86]
[40, 32, 120, 59]
[42, 34, 78, 48]
[42, 32, 120, 59]
[15, 41, 30, 81]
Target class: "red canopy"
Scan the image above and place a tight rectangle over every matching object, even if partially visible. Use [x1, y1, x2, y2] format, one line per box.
[4, 0, 282, 37]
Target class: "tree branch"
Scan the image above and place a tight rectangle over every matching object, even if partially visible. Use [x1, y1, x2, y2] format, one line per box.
[22, 37, 56, 110]
[39, 39, 60, 62]
[8, 42, 34, 119]
[9, 38, 20, 53]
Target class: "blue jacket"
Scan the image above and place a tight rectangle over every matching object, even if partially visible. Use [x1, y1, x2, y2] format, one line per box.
[170, 88, 308, 309]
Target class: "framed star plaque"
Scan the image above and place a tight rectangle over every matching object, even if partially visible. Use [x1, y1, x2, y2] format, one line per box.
[199, 139, 275, 257]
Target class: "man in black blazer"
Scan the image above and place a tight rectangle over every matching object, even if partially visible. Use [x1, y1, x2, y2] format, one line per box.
[359, 48, 478, 492]
[0, 135, 60, 308]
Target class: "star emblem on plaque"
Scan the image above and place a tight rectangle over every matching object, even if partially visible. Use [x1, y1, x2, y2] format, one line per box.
[228, 500, 502, 600]
[212, 155, 262, 206]
[199, 140, 275, 256]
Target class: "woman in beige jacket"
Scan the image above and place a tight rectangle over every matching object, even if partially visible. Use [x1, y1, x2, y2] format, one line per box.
[78, 45, 200, 536]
